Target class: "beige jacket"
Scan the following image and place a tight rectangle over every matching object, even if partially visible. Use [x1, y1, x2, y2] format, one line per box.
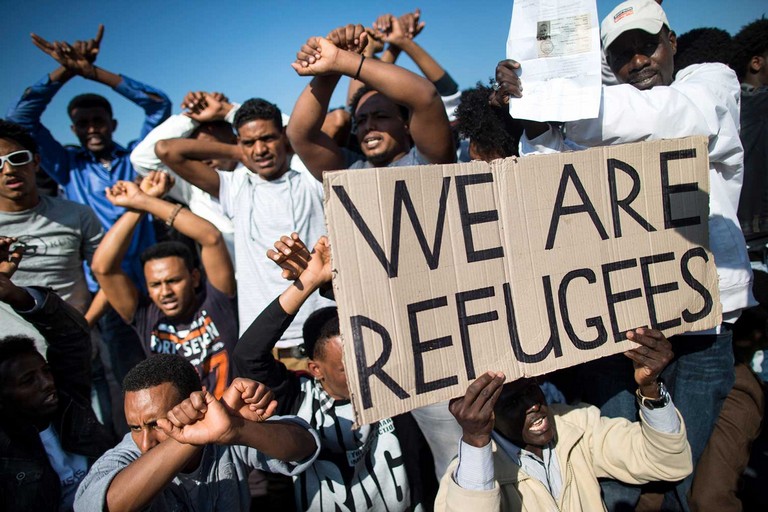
[435, 404, 692, 512]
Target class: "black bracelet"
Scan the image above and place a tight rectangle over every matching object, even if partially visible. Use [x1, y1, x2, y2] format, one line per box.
[354, 55, 365, 81]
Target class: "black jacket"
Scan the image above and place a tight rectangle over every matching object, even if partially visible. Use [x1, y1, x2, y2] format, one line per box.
[233, 297, 438, 511]
[0, 288, 115, 511]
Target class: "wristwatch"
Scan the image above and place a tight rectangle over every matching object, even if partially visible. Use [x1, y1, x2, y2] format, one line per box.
[635, 380, 670, 410]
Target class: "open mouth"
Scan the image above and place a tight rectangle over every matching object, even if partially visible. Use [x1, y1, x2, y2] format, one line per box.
[161, 299, 178, 310]
[362, 135, 383, 150]
[527, 414, 549, 434]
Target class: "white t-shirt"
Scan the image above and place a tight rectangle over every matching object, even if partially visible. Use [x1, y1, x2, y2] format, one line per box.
[218, 165, 333, 344]
[523, 63, 754, 318]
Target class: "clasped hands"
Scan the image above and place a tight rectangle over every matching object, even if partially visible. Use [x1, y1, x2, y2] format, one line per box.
[31, 24, 104, 78]
[156, 378, 278, 446]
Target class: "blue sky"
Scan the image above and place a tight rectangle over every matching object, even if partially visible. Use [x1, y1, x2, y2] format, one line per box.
[1, 0, 764, 147]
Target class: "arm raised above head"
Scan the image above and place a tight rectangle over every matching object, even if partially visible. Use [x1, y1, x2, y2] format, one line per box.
[155, 137, 238, 198]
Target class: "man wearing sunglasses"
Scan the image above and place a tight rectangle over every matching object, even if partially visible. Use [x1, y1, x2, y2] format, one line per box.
[6, 25, 171, 386]
[0, 119, 103, 331]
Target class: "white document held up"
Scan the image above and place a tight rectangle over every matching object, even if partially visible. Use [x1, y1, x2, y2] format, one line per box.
[506, 0, 601, 122]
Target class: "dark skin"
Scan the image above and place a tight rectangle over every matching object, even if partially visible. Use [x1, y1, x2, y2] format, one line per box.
[287, 24, 454, 179]
[490, 24, 676, 136]
[32, 25, 163, 163]
[606, 28, 677, 90]
[0, 238, 52, 430]
[33, 25, 120, 162]
[107, 378, 293, 512]
[450, 328, 673, 458]
[488, 60, 549, 140]
[69, 106, 117, 159]
[0, 353, 58, 431]
[267, 233, 348, 400]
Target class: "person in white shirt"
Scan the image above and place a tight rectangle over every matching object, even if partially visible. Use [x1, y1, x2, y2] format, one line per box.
[492, 1, 753, 509]
[129, 91, 240, 260]
[154, 96, 333, 371]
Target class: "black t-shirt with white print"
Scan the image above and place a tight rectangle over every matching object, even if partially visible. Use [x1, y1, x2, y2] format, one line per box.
[133, 280, 238, 397]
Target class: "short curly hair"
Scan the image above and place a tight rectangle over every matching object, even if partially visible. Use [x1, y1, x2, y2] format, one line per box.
[0, 336, 39, 379]
[349, 86, 409, 121]
[731, 17, 768, 82]
[122, 354, 201, 401]
[140, 241, 195, 272]
[67, 93, 113, 118]
[233, 98, 283, 132]
[303, 307, 340, 361]
[0, 119, 38, 153]
[455, 83, 523, 160]
[674, 27, 734, 75]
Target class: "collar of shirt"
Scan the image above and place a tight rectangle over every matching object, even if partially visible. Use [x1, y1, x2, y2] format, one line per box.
[491, 430, 553, 466]
[492, 430, 563, 499]
[74, 142, 130, 162]
[245, 167, 299, 186]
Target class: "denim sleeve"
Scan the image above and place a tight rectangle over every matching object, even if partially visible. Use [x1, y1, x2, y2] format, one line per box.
[115, 74, 172, 147]
[6, 75, 72, 185]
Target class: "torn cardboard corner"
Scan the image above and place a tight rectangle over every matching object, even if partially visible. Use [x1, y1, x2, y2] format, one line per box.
[324, 136, 720, 427]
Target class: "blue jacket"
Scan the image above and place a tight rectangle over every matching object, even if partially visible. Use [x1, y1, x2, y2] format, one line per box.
[6, 74, 171, 289]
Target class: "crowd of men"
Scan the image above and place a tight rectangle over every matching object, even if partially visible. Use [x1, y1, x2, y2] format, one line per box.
[1, 1, 767, 510]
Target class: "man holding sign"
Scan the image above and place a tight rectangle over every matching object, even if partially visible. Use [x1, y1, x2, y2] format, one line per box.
[493, 0, 753, 509]
[435, 328, 692, 512]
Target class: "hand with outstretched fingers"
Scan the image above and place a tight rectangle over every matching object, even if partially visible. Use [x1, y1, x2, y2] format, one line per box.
[31, 25, 103, 77]
[267, 232, 311, 281]
[398, 9, 425, 39]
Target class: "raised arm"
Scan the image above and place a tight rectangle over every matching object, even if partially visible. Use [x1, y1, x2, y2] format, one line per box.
[131, 91, 238, 205]
[78, 203, 107, 327]
[375, 10, 454, 88]
[129, 113, 200, 186]
[292, 33, 454, 165]
[490, 59, 551, 142]
[345, 23, 399, 108]
[155, 132, 241, 197]
[3, 30, 96, 184]
[287, 25, 369, 178]
[103, 434, 202, 512]
[38, 26, 169, 140]
[233, 235, 330, 410]
[90, 185, 145, 324]
[124, 173, 235, 296]
[0, 238, 93, 402]
[159, 389, 317, 461]
[276, 235, 332, 314]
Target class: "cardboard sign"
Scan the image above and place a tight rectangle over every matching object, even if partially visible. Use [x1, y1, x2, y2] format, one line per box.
[324, 137, 721, 426]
